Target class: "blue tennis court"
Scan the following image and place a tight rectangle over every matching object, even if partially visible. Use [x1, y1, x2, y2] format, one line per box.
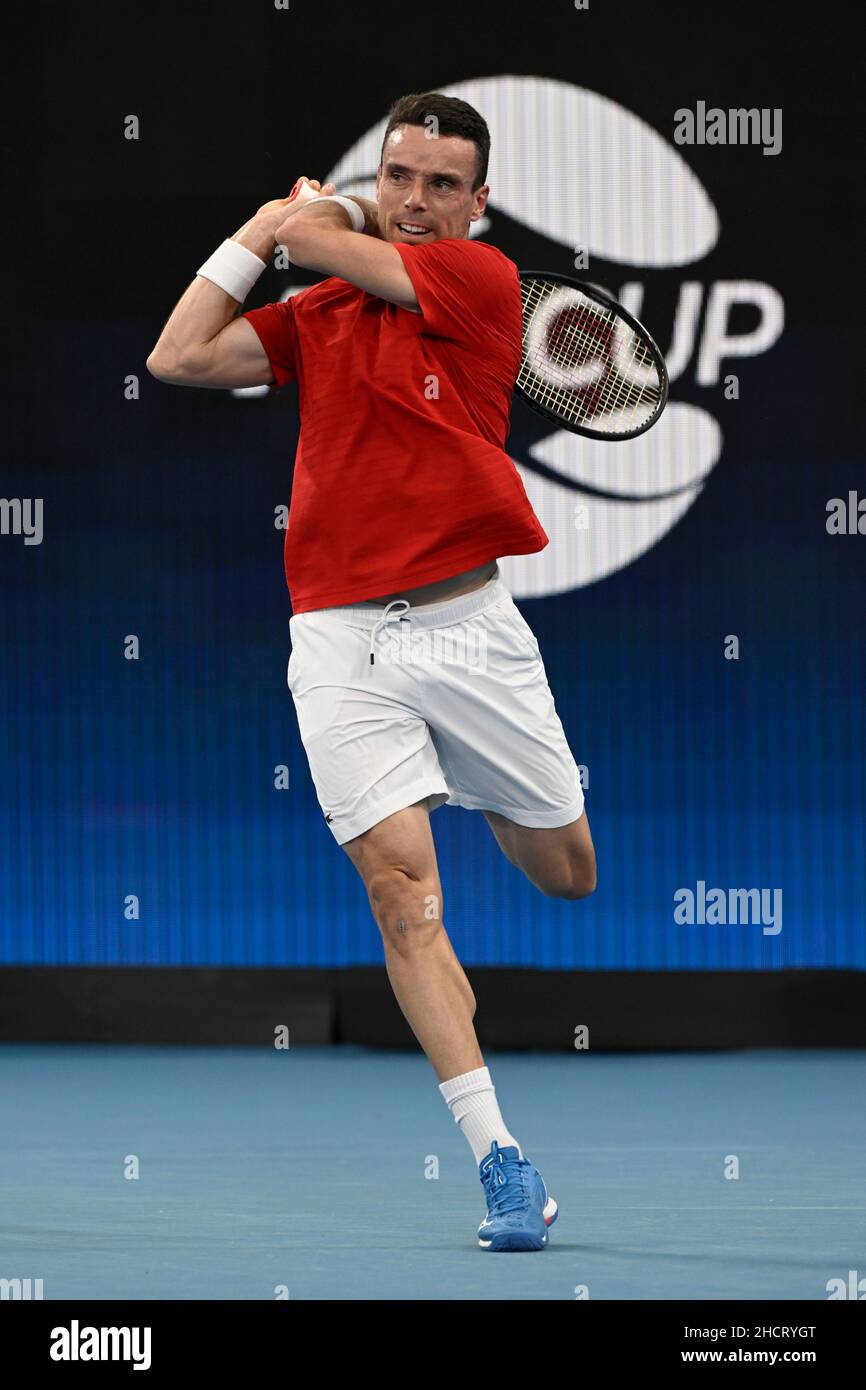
[2, 1044, 863, 1300]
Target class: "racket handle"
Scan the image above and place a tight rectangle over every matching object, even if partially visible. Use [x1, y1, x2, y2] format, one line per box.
[286, 177, 321, 208]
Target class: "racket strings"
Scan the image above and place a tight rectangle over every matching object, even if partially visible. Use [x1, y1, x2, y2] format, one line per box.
[519, 279, 664, 434]
[520, 281, 655, 420]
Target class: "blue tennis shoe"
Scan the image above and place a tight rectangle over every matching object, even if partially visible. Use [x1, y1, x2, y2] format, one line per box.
[477, 1141, 558, 1251]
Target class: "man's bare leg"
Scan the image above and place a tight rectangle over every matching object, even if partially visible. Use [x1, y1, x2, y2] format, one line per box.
[484, 807, 597, 899]
[342, 797, 568, 1239]
[341, 799, 483, 1082]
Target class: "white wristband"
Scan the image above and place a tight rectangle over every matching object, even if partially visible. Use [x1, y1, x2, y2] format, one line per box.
[196, 238, 268, 303]
[314, 195, 366, 232]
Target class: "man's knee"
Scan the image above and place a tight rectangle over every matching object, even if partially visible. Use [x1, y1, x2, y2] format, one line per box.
[540, 852, 597, 901]
[366, 867, 442, 949]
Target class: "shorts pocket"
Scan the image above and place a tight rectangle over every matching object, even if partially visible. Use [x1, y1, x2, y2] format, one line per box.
[504, 606, 542, 663]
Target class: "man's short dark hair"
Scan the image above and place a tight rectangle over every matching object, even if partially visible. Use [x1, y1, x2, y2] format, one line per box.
[380, 92, 490, 189]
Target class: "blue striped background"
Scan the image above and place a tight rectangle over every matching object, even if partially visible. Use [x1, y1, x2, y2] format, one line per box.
[1, 323, 861, 970]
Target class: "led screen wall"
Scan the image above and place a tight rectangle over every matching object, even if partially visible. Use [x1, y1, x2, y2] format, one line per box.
[1, 6, 860, 969]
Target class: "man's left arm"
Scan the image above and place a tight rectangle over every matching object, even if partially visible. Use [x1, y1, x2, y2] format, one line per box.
[275, 199, 420, 313]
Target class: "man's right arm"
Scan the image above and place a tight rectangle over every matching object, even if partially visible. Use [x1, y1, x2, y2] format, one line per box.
[146, 179, 360, 389]
[146, 213, 280, 389]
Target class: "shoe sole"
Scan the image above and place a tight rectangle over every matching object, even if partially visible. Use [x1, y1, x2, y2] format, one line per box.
[478, 1197, 558, 1252]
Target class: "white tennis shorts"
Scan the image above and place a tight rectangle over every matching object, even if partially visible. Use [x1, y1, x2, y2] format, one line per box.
[287, 567, 585, 845]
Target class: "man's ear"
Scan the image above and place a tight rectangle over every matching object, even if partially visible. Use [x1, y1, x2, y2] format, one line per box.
[471, 184, 490, 219]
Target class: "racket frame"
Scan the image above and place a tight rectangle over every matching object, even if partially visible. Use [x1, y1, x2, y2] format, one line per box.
[516, 270, 670, 441]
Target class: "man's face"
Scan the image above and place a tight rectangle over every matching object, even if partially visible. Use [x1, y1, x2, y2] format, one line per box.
[376, 124, 489, 244]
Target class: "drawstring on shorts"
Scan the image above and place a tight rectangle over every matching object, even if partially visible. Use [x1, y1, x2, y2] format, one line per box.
[369, 599, 410, 664]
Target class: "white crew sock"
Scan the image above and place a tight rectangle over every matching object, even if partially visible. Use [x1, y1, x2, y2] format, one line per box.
[439, 1065, 523, 1164]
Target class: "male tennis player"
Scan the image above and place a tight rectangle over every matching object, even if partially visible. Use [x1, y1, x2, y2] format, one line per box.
[147, 92, 596, 1252]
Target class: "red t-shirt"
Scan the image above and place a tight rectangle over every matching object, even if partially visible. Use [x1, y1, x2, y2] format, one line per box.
[242, 236, 548, 613]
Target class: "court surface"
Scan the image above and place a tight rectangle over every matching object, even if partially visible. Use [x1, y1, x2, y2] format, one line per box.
[1, 1044, 863, 1300]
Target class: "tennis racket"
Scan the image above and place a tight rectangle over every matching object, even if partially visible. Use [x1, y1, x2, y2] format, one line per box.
[516, 272, 668, 441]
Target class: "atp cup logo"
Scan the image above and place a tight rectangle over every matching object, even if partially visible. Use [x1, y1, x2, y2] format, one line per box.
[325, 76, 785, 598]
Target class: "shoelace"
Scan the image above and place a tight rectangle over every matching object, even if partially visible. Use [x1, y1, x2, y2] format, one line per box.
[479, 1142, 530, 1215]
[369, 598, 410, 665]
